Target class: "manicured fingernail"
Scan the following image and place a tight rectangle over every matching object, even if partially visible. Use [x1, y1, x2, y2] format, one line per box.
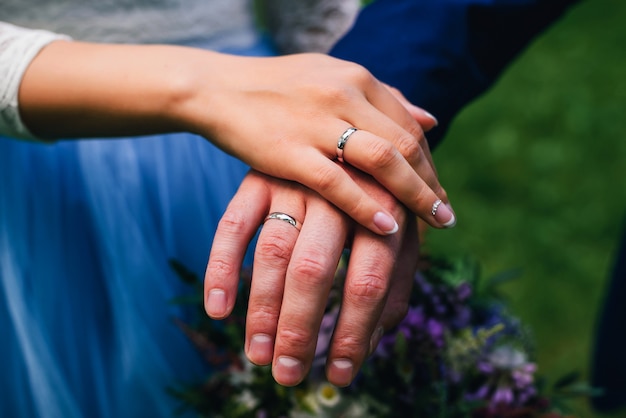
[424, 111, 439, 126]
[248, 334, 273, 365]
[273, 356, 304, 386]
[329, 359, 354, 387]
[432, 201, 456, 228]
[206, 289, 226, 318]
[445, 203, 456, 226]
[373, 211, 399, 234]
[369, 326, 385, 356]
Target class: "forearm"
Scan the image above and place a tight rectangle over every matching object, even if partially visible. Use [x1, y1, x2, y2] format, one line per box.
[13, 27, 457, 235]
[18, 40, 225, 140]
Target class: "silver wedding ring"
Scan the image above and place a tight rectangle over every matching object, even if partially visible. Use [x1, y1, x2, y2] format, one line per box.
[264, 212, 301, 231]
[337, 127, 358, 163]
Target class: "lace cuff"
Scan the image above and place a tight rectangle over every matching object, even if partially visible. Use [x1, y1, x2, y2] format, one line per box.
[0, 22, 71, 141]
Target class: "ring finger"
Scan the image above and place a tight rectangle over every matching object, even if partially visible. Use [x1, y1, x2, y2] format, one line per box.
[246, 201, 305, 366]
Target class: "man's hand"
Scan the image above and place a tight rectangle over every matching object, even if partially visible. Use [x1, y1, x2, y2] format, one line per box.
[204, 168, 420, 387]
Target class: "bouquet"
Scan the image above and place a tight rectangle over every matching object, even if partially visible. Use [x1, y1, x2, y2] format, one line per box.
[168, 255, 594, 417]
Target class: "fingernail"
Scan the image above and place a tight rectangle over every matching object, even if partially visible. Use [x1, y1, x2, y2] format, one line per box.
[445, 203, 456, 226]
[329, 359, 354, 387]
[373, 211, 399, 234]
[206, 289, 226, 318]
[369, 326, 385, 356]
[273, 356, 304, 386]
[248, 334, 273, 365]
[424, 111, 439, 126]
[433, 201, 456, 228]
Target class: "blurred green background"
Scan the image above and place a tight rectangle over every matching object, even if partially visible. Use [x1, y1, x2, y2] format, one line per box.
[424, 0, 625, 416]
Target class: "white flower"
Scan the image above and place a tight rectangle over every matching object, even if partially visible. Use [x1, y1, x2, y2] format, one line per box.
[316, 382, 341, 408]
[487, 346, 527, 370]
[234, 389, 258, 410]
[342, 401, 370, 417]
[293, 391, 321, 417]
[291, 384, 341, 418]
[228, 352, 256, 385]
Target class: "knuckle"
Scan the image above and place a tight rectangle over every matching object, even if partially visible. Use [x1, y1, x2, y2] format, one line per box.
[346, 271, 389, 302]
[387, 85, 401, 95]
[256, 234, 293, 265]
[275, 326, 312, 351]
[217, 210, 249, 236]
[334, 334, 366, 357]
[311, 164, 340, 193]
[395, 133, 421, 162]
[321, 84, 354, 107]
[247, 304, 280, 327]
[409, 123, 427, 143]
[343, 62, 375, 88]
[290, 251, 332, 285]
[368, 140, 397, 170]
[320, 64, 374, 104]
[206, 257, 236, 282]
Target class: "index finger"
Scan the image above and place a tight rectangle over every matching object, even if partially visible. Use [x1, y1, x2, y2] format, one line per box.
[204, 172, 268, 319]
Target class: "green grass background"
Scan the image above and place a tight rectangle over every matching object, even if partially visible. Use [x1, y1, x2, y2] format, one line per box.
[424, 0, 626, 416]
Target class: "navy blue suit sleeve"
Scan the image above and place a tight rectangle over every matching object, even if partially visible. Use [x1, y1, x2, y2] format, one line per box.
[330, 0, 580, 148]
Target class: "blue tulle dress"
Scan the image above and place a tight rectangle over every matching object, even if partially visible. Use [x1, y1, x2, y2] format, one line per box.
[0, 37, 274, 418]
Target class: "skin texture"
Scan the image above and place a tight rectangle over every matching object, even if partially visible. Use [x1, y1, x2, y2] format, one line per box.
[19, 40, 455, 233]
[205, 168, 421, 387]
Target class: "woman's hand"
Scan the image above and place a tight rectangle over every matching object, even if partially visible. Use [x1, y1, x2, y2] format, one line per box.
[182, 52, 455, 234]
[20, 42, 455, 234]
[204, 169, 421, 387]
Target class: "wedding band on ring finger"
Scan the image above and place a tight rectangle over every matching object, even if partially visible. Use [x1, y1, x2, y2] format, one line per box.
[264, 212, 301, 231]
[337, 127, 358, 163]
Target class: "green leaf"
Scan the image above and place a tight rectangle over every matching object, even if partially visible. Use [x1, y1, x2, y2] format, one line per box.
[485, 267, 523, 288]
[553, 370, 582, 389]
[556, 382, 604, 397]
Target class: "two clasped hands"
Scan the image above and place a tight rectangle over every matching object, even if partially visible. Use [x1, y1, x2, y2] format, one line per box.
[201, 54, 456, 387]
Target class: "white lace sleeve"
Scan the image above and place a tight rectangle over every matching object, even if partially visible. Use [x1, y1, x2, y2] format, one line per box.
[0, 22, 71, 141]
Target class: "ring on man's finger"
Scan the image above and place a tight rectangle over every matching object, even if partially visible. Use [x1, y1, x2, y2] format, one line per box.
[337, 127, 358, 163]
[264, 212, 301, 231]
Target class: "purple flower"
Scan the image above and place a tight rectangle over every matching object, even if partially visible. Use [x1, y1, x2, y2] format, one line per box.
[315, 307, 338, 359]
[427, 319, 445, 347]
[456, 282, 472, 301]
[470, 345, 538, 410]
[492, 387, 514, 405]
[403, 306, 425, 331]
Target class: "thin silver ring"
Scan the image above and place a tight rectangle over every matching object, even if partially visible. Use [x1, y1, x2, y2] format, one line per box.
[337, 127, 358, 163]
[264, 212, 301, 231]
[431, 199, 443, 216]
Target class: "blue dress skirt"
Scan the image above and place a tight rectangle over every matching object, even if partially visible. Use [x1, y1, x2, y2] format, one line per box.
[0, 38, 273, 418]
